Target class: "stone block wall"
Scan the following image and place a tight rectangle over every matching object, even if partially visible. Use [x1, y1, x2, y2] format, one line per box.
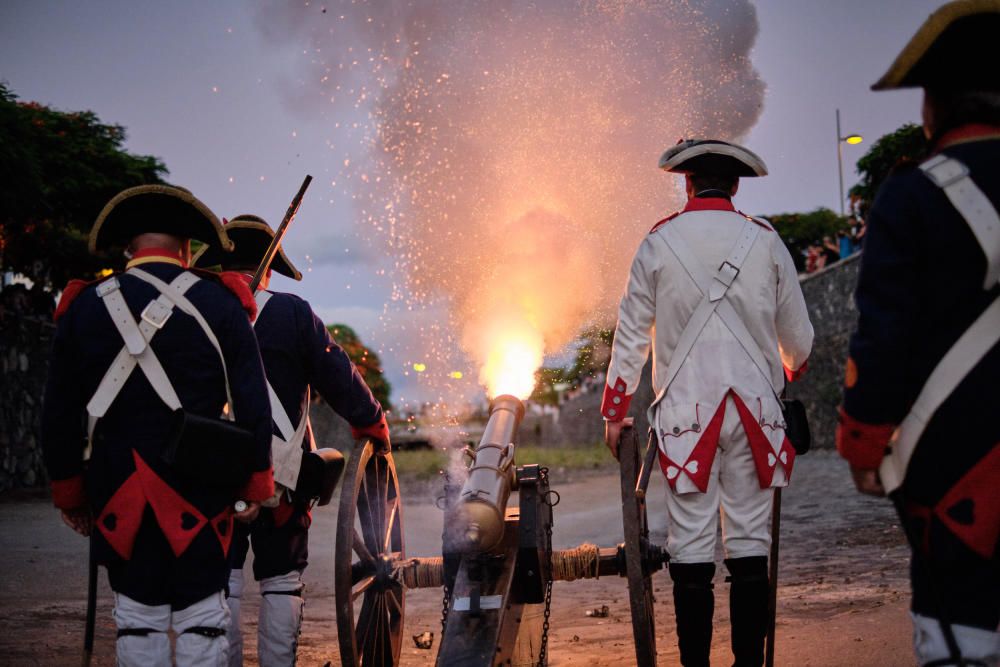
[785, 254, 860, 450]
[1, 315, 55, 491]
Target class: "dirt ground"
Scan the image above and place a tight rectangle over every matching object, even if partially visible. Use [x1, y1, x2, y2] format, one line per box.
[0, 450, 917, 666]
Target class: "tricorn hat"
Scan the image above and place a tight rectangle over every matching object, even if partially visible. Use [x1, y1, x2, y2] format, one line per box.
[659, 139, 768, 177]
[872, 0, 1000, 91]
[192, 214, 302, 280]
[90, 184, 232, 254]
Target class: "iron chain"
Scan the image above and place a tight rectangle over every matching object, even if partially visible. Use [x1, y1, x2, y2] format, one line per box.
[537, 468, 554, 667]
[441, 583, 451, 635]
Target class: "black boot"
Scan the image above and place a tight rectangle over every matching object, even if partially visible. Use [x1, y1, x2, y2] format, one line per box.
[725, 556, 769, 667]
[670, 562, 716, 667]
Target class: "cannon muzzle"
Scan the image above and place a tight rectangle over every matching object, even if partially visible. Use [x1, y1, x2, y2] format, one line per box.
[447, 394, 524, 554]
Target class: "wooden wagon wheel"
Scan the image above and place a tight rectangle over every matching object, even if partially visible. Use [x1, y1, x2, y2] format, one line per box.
[619, 426, 658, 666]
[335, 440, 405, 667]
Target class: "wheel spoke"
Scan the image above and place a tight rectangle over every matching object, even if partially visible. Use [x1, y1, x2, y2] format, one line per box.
[385, 583, 403, 614]
[378, 593, 391, 665]
[383, 497, 399, 553]
[352, 575, 376, 602]
[381, 458, 390, 538]
[353, 528, 375, 565]
[351, 560, 375, 585]
[356, 589, 376, 664]
[387, 585, 404, 660]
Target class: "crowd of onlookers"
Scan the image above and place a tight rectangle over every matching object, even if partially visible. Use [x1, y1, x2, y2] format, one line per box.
[803, 217, 866, 274]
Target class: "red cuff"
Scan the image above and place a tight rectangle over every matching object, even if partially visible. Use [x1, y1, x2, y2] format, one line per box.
[784, 360, 808, 383]
[352, 415, 390, 443]
[240, 468, 275, 503]
[835, 407, 895, 469]
[51, 475, 87, 510]
[600, 377, 632, 421]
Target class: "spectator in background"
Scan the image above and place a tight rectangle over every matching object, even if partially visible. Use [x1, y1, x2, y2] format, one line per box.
[851, 218, 867, 253]
[821, 236, 841, 264]
[805, 244, 822, 273]
[838, 230, 853, 259]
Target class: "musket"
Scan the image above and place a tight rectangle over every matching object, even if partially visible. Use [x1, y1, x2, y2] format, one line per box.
[249, 174, 313, 292]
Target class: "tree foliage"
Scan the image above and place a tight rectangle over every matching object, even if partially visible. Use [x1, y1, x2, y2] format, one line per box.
[849, 123, 928, 218]
[326, 323, 393, 410]
[530, 327, 612, 405]
[765, 208, 847, 272]
[0, 83, 167, 288]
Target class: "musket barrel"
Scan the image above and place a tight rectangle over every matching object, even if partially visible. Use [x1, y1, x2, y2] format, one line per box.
[447, 394, 525, 554]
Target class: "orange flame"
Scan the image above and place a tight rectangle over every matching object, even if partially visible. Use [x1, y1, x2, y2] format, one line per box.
[478, 327, 544, 400]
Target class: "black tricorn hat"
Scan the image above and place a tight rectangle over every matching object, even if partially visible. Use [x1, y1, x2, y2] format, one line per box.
[873, 0, 1000, 91]
[192, 214, 302, 280]
[89, 184, 231, 254]
[659, 139, 768, 177]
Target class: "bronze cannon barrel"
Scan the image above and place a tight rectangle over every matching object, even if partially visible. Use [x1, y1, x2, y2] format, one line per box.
[446, 394, 525, 553]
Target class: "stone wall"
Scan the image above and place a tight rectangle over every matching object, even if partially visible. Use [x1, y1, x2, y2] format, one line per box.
[0, 315, 55, 491]
[785, 254, 860, 450]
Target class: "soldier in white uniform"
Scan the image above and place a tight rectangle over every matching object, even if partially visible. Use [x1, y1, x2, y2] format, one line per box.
[603, 140, 813, 667]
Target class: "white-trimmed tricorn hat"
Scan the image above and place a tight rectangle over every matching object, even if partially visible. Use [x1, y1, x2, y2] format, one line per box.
[658, 139, 768, 177]
[192, 214, 302, 281]
[89, 184, 232, 254]
[873, 0, 1000, 91]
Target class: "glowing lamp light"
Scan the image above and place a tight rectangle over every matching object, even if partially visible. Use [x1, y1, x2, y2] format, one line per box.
[449, 371, 464, 379]
[413, 363, 427, 372]
[844, 134, 863, 145]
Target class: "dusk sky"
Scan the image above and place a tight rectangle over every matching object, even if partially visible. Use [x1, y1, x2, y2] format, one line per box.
[1, 1, 944, 407]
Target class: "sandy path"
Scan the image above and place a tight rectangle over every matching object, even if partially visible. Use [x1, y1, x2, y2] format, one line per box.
[0, 451, 915, 666]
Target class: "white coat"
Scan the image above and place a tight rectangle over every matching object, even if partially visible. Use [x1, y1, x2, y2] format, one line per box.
[603, 197, 813, 494]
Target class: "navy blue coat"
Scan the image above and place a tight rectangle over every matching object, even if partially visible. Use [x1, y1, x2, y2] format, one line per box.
[254, 288, 384, 443]
[42, 261, 274, 571]
[837, 127, 1000, 625]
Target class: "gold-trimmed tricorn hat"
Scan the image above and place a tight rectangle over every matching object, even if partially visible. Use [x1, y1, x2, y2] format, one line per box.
[192, 214, 302, 280]
[872, 0, 1000, 91]
[89, 184, 232, 254]
[659, 139, 768, 177]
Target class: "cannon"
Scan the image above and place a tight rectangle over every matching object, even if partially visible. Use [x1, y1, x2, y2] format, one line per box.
[334, 395, 669, 666]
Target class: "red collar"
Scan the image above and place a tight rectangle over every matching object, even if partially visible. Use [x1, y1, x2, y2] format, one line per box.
[935, 123, 1000, 153]
[682, 197, 736, 213]
[651, 196, 770, 234]
[126, 247, 186, 269]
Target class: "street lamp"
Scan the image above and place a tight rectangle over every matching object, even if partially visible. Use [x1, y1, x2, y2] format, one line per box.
[836, 108, 863, 217]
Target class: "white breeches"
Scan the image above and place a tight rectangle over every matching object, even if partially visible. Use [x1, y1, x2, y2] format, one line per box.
[912, 613, 1000, 667]
[665, 398, 775, 563]
[226, 569, 245, 667]
[227, 568, 304, 667]
[259, 570, 305, 667]
[114, 591, 230, 667]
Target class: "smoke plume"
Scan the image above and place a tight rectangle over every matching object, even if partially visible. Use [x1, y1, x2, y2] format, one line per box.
[257, 0, 765, 399]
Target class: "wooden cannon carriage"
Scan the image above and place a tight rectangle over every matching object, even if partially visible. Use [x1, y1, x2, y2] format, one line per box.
[334, 395, 669, 666]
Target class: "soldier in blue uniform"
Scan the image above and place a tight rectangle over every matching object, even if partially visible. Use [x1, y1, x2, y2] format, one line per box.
[837, 2, 1000, 664]
[42, 185, 275, 666]
[194, 215, 389, 666]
